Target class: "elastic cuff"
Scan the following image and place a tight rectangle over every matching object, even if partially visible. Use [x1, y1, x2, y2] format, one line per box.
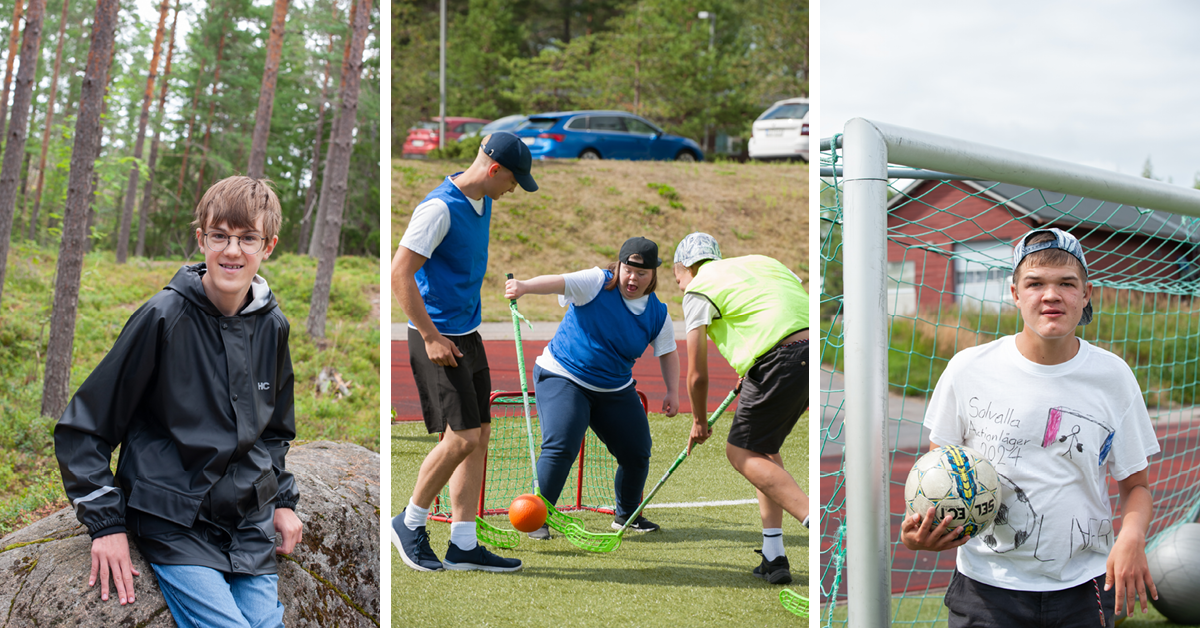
[90, 524, 127, 540]
[274, 498, 298, 510]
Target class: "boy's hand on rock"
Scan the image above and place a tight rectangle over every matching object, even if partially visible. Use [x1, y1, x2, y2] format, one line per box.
[275, 507, 303, 554]
[899, 507, 970, 552]
[91, 533, 139, 605]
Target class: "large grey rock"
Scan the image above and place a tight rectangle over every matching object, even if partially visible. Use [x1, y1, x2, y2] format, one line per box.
[0, 440, 379, 627]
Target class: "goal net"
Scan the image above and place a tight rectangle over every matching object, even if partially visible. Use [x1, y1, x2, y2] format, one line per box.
[429, 390, 646, 521]
[819, 120, 1200, 626]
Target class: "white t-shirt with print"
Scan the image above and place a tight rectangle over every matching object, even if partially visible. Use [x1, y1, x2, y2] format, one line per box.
[924, 335, 1159, 591]
[535, 267, 676, 392]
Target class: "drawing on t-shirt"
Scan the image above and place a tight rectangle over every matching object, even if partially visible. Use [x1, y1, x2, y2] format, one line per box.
[1040, 406, 1115, 466]
[982, 472, 1046, 561]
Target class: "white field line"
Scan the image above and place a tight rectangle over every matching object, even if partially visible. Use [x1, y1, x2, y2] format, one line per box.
[642, 498, 758, 509]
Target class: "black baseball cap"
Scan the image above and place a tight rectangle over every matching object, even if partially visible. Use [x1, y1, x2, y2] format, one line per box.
[481, 132, 538, 192]
[619, 237, 661, 269]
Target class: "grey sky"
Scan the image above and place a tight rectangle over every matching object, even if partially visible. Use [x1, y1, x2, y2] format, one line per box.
[822, 0, 1200, 187]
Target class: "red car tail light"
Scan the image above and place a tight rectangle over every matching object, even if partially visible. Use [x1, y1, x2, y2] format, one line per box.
[801, 123, 809, 136]
[537, 133, 565, 142]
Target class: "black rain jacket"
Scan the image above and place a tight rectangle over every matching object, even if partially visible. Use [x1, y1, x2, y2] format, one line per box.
[55, 263, 298, 575]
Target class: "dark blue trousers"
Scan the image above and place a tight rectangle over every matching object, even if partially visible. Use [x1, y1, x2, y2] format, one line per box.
[533, 365, 651, 519]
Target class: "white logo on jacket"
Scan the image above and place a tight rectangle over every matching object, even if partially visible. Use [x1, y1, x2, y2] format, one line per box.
[258, 382, 270, 391]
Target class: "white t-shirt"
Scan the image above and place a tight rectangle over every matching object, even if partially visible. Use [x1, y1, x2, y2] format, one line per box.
[924, 335, 1159, 591]
[536, 267, 676, 392]
[399, 176, 485, 336]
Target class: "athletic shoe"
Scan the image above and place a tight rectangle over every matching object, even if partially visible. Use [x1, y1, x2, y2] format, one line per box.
[752, 550, 792, 584]
[612, 514, 660, 532]
[391, 511, 442, 572]
[528, 524, 552, 540]
[443, 541, 523, 572]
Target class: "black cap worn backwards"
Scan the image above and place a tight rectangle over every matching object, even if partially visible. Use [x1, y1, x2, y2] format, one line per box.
[619, 236, 661, 269]
[482, 131, 538, 192]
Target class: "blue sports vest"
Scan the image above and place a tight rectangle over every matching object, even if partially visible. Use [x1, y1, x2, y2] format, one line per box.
[414, 175, 491, 335]
[549, 271, 668, 389]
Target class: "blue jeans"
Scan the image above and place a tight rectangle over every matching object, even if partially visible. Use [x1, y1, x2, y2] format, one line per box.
[151, 564, 285, 628]
[534, 366, 651, 518]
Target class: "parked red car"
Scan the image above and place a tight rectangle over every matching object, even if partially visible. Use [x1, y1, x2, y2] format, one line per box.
[401, 117, 491, 158]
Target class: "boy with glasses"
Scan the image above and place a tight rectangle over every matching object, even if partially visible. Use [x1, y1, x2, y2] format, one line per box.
[56, 176, 301, 627]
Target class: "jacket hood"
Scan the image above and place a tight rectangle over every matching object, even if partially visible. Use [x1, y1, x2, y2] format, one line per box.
[166, 263, 278, 317]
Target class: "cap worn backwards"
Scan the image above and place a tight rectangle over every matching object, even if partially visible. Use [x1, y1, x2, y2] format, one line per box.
[481, 132, 538, 192]
[674, 232, 722, 267]
[1012, 227, 1093, 325]
[619, 237, 661, 269]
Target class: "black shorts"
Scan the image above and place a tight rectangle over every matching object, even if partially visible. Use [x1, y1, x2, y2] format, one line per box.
[726, 339, 808, 455]
[945, 570, 1114, 628]
[408, 327, 491, 433]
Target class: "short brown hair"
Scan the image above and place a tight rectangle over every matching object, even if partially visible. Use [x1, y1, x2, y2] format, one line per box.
[604, 255, 658, 294]
[1015, 231, 1087, 282]
[192, 176, 283, 241]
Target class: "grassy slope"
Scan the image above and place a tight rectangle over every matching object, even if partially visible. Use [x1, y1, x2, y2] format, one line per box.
[391, 158, 809, 323]
[391, 411, 810, 626]
[0, 246, 380, 535]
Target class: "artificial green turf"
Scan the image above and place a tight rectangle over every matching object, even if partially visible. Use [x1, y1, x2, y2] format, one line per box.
[391, 411, 810, 626]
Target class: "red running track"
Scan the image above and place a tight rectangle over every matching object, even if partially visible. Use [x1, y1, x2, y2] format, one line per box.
[820, 424, 1200, 598]
[392, 339, 743, 422]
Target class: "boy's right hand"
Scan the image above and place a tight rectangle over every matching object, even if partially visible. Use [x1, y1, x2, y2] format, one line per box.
[91, 532, 140, 605]
[425, 334, 463, 367]
[899, 507, 971, 552]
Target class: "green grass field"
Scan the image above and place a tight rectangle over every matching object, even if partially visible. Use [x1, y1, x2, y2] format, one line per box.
[391, 411, 810, 626]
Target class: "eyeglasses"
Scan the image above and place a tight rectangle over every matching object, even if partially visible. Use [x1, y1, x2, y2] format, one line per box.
[204, 232, 266, 255]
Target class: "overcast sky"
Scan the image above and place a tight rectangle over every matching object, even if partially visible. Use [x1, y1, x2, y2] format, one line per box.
[822, 0, 1200, 187]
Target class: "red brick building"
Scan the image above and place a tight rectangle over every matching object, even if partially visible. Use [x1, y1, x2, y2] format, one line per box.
[885, 180, 1197, 314]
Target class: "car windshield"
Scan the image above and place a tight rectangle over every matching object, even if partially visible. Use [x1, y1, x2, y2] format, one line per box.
[412, 121, 439, 130]
[522, 118, 559, 131]
[759, 103, 809, 121]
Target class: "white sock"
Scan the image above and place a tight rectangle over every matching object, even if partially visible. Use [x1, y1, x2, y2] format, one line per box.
[762, 528, 785, 561]
[802, 515, 810, 529]
[404, 499, 429, 531]
[449, 521, 477, 551]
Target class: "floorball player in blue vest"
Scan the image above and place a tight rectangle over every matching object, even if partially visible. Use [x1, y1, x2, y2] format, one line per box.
[391, 132, 537, 573]
[504, 236, 680, 538]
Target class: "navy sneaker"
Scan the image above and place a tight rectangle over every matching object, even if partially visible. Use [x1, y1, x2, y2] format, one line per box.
[528, 524, 552, 540]
[752, 550, 792, 584]
[612, 514, 660, 532]
[443, 541, 523, 572]
[391, 510, 442, 572]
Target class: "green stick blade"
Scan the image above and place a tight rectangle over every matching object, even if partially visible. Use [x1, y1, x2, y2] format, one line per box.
[476, 516, 520, 549]
[547, 517, 623, 553]
[536, 493, 585, 529]
[779, 589, 809, 618]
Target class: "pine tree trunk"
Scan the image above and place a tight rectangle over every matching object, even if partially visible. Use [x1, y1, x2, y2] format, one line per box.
[298, 5, 337, 255]
[40, 0, 118, 419]
[195, 29, 227, 203]
[28, 0, 67, 242]
[116, 0, 169, 264]
[0, 0, 43, 307]
[308, 0, 357, 256]
[307, 0, 371, 338]
[247, 0, 288, 179]
[136, 0, 179, 258]
[0, 0, 23, 142]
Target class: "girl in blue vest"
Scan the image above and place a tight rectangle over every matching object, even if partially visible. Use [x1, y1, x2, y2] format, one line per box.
[505, 236, 680, 536]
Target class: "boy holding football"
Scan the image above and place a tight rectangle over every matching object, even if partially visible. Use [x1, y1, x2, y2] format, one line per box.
[901, 228, 1160, 627]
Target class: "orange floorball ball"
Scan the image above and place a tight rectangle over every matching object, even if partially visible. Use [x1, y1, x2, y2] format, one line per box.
[508, 494, 548, 533]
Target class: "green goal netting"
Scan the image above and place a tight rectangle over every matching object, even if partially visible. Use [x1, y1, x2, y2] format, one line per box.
[430, 390, 645, 521]
[820, 133, 1200, 626]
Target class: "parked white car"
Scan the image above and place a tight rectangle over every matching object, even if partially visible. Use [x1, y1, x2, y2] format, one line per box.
[748, 97, 809, 162]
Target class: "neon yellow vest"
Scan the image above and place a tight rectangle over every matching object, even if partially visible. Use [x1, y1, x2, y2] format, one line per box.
[686, 255, 808, 376]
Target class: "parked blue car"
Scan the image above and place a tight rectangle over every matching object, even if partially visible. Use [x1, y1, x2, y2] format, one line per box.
[513, 110, 704, 162]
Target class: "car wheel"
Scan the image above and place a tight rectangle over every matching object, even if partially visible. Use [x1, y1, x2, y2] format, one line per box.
[675, 150, 696, 162]
[579, 149, 601, 160]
